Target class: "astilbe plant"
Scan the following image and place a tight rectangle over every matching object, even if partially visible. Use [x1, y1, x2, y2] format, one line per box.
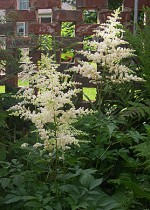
[70, 10, 144, 107]
[9, 55, 89, 154]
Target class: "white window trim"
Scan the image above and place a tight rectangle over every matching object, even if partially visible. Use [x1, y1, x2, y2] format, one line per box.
[16, 22, 28, 37]
[0, 10, 6, 23]
[17, 0, 29, 10]
[38, 9, 52, 23]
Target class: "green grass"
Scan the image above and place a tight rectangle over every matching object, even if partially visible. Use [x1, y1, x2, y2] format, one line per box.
[0, 80, 29, 93]
[0, 86, 5, 93]
[18, 79, 29, 87]
[83, 87, 96, 101]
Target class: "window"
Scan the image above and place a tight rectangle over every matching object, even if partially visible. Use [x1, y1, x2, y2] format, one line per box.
[40, 17, 52, 23]
[0, 10, 5, 23]
[18, 0, 29, 10]
[16, 22, 28, 36]
[38, 9, 52, 23]
[0, 36, 6, 49]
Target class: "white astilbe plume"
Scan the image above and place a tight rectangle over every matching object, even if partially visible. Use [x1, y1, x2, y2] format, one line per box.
[70, 9, 143, 84]
[9, 55, 90, 151]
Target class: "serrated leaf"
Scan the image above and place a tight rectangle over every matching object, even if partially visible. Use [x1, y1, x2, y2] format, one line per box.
[22, 195, 38, 201]
[103, 201, 120, 210]
[43, 197, 54, 205]
[11, 159, 19, 165]
[59, 184, 80, 195]
[12, 175, 24, 186]
[107, 124, 117, 138]
[82, 168, 97, 175]
[25, 201, 42, 208]
[0, 178, 10, 189]
[89, 178, 103, 190]
[3, 195, 22, 204]
[80, 174, 95, 188]
[4, 194, 38, 205]
[44, 206, 53, 210]
[55, 202, 62, 210]
[74, 201, 89, 210]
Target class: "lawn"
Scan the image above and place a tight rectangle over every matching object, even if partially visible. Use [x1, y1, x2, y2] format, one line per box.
[0, 86, 5, 93]
[0, 79, 29, 93]
[83, 87, 96, 101]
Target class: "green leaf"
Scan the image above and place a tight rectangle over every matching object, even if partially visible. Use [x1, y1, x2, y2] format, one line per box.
[59, 184, 80, 195]
[74, 201, 89, 210]
[0, 145, 6, 161]
[65, 196, 77, 209]
[25, 201, 42, 208]
[89, 178, 103, 190]
[80, 174, 95, 188]
[123, 181, 150, 200]
[4, 194, 38, 205]
[128, 130, 145, 143]
[22, 195, 39, 201]
[82, 168, 97, 175]
[3, 195, 23, 204]
[44, 206, 53, 210]
[103, 201, 120, 210]
[97, 194, 120, 209]
[12, 175, 24, 186]
[11, 159, 20, 165]
[107, 124, 117, 138]
[0, 109, 7, 128]
[0, 168, 9, 177]
[0, 178, 10, 189]
[43, 197, 54, 205]
[55, 202, 62, 210]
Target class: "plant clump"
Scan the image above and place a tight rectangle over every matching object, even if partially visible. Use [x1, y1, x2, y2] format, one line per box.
[9, 55, 90, 151]
[70, 10, 144, 84]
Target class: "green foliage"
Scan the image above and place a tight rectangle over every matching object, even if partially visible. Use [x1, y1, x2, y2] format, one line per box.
[39, 35, 53, 52]
[72, 113, 150, 209]
[0, 86, 5, 93]
[2, 109, 150, 209]
[119, 100, 150, 123]
[61, 22, 75, 37]
[1, 89, 150, 209]
[83, 10, 97, 24]
[131, 124, 150, 171]
[108, 0, 123, 10]
[0, 146, 122, 210]
[83, 87, 96, 101]
[61, 49, 74, 62]
[125, 11, 150, 95]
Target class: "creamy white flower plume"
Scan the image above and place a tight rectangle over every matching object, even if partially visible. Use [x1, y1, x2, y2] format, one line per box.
[69, 10, 144, 84]
[9, 55, 90, 151]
